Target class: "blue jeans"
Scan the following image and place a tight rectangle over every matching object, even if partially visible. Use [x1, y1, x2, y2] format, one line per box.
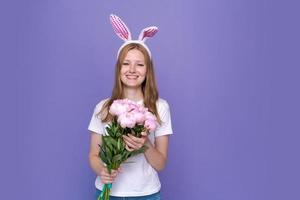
[95, 189, 161, 200]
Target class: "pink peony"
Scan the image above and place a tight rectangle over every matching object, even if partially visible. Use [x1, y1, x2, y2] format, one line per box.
[109, 100, 129, 116]
[118, 112, 136, 128]
[145, 111, 157, 121]
[144, 119, 157, 132]
[128, 102, 139, 112]
[131, 110, 146, 124]
[138, 105, 148, 113]
[109, 98, 158, 132]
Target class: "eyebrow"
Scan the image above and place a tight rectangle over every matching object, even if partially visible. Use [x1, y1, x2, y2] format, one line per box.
[123, 59, 145, 63]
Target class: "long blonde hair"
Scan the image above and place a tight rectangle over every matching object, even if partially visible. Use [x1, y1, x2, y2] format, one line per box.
[98, 43, 161, 123]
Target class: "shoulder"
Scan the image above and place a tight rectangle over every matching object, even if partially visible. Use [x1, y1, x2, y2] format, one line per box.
[156, 98, 171, 113]
[93, 98, 110, 112]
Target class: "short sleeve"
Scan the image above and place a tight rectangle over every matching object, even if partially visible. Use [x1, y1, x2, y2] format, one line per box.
[88, 100, 107, 135]
[154, 99, 174, 137]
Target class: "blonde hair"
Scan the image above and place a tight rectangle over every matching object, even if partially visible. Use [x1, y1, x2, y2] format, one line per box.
[98, 43, 161, 123]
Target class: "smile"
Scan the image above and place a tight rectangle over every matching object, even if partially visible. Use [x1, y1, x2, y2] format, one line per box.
[126, 75, 139, 80]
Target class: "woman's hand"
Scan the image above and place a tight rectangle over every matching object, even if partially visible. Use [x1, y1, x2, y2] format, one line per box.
[122, 132, 148, 151]
[99, 167, 122, 184]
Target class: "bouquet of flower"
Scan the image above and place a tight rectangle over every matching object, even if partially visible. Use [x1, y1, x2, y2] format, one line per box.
[98, 99, 158, 200]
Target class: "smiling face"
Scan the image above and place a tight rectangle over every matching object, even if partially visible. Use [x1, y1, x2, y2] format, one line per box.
[106, 43, 160, 122]
[120, 49, 147, 89]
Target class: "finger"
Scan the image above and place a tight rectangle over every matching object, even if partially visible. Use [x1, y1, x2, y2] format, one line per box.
[125, 144, 134, 152]
[141, 131, 148, 136]
[100, 175, 113, 183]
[123, 135, 136, 143]
[123, 136, 140, 149]
[125, 138, 140, 149]
[100, 169, 116, 178]
[126, 135, 144, 148]
[128, 134, 143, 143]
[122, 135, 132, 142]
[101, 171, 118, 181]
[122, 135, 131, 144]
[100, 173, 113, 179]
[111, 170, 119, 177]
[100, 170, 109, 176]
[129, 134, 147, 146]
[101, 177, 114, 184]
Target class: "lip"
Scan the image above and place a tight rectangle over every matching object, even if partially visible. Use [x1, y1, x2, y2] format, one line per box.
[125, 75, 139, 80]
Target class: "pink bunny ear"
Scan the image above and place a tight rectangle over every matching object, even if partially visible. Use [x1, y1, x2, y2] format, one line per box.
[110, 14, 132, 41]
[138, 26, 158, 42]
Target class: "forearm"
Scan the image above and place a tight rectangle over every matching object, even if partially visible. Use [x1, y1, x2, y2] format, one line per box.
[89, 154, 106, 176]
[144, 141, 167, 171]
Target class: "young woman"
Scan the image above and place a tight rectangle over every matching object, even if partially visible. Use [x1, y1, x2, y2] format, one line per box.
[88, 15, 173, 200]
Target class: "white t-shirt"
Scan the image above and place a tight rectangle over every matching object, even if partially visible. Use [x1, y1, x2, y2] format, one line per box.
[88, 98, 173, 197]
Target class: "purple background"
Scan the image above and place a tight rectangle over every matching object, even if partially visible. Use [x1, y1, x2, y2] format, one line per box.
[3, 0, 300, 199]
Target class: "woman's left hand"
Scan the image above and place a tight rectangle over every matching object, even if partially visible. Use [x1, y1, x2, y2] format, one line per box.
[122, 133, 148, 151]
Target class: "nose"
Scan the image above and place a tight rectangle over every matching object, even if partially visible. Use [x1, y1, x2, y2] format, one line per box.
[129, 64, 136, 73]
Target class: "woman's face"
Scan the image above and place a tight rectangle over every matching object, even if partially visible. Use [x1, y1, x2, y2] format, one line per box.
[120, 49, 147, 89]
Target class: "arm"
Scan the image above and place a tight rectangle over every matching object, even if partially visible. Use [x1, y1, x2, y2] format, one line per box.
[144, 135, 169, 171]
[123, 134, 170, 171]
[88, 132, 120, 183]
[88, 132, 105, 176]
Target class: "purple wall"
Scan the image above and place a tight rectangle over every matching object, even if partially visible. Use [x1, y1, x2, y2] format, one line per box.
[6, 0, 299, 199]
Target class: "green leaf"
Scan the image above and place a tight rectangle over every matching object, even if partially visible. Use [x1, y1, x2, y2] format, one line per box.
[117, 138, 121, 151]
[107, 137, 118, 147]
[112, 154, 123, 163]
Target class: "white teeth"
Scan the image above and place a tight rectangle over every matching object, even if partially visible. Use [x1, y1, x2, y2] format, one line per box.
[126, 75, 138, 79]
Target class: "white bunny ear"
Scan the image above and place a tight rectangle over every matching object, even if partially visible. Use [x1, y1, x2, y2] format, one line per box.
[138, 26, 158, 42]
[110, 14, 132, 41]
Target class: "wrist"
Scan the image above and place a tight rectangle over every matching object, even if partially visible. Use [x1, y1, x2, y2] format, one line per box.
[98, 159, 107, 171]
[145, 139, 154, 149]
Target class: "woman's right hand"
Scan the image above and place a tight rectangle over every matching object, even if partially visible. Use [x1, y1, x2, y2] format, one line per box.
[99, 167, 122, 184]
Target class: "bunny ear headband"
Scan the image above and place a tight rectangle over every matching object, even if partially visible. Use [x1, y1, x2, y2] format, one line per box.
[110, 14, 158, 58]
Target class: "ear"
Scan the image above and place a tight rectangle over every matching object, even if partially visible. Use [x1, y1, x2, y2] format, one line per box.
[110, 14, 132, 41]
[138, 26, 158, 42]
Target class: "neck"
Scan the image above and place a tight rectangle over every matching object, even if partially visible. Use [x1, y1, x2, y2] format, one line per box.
[123, 87, 144, 102]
